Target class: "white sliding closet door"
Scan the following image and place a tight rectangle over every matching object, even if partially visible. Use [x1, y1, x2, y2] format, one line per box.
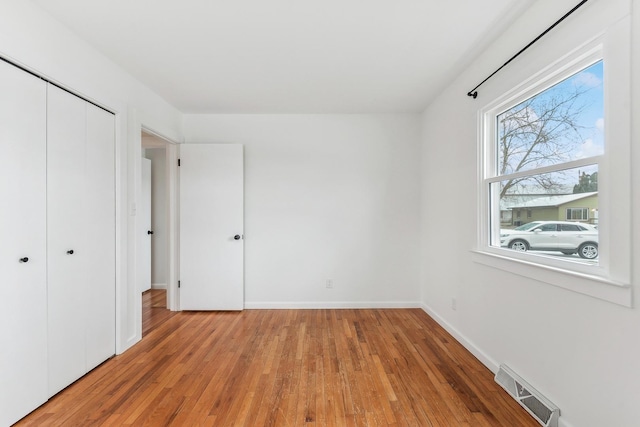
[47, 85, 88, 395]
[0, 60, 48, 427]
[84, 103, 115, 370]
[47, 85, 115, 396]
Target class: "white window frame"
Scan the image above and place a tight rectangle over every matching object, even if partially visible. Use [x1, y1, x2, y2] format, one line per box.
[473, 17, 632, 307]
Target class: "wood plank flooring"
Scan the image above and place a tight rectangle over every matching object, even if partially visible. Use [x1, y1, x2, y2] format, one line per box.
[16, 292, 537, 426]
[142, 289, 177, 337]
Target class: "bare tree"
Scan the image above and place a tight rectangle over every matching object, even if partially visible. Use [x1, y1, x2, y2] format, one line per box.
[498, 84, 593, 198]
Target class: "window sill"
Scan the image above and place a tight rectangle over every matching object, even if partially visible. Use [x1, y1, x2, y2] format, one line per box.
[471, 249, 632, 307]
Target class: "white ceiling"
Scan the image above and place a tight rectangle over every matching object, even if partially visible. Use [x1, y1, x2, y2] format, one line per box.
[32, 0, 531, 113]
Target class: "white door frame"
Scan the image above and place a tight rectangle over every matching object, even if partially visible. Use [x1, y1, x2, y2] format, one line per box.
[139, 126, 180, 311]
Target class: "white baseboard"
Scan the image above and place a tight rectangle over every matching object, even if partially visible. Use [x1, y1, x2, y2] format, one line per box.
[420, 302, 499, 374]
[117, 332, 140, 356]
[420, 304, 577, 427]
[244, 301, 422, 309]
[151, 283, 167, 290]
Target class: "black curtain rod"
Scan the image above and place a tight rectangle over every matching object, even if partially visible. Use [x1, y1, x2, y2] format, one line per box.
[466, 0, 589, 99]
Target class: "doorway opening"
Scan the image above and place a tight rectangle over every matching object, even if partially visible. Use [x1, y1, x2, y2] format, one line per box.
[142, 289, 173, 336]
[140, 129, 178, 336]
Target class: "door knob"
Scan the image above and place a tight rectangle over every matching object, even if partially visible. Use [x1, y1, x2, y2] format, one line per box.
[67, 250, 74, 255]
[148, 230, 154, 235]
[19, 257, 29, 263]
[234, 235, 241, 240]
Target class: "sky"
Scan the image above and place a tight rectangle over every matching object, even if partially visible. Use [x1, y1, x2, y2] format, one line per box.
[497, 60, 604, 193]
[571, 60, 604, 159]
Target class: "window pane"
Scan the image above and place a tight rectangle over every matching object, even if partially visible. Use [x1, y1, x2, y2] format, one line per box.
[492, 164, 599, 263]
[537, 224, 558, 232]
[560, 224, 580, 231]
[497, 164, 598, 200]
[496, 61, 603, 176]
[566, 208, 589, 220]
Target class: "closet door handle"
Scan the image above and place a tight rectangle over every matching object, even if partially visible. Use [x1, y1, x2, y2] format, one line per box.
[67, 250, 74, 255]
[148, 230, 154, 235]
[19, 257, 29, 263]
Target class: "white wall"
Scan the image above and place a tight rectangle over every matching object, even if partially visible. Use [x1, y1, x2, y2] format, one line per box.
[419, 1, 640, 426]
[143, 148, 168, 287]
[7, 1, 639, 424]
[184, 114, 421, 307]
[0, 0, 183, 353]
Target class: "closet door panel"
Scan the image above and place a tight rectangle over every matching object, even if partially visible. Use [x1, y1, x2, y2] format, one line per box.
[46, 85, 87, 396]
[0, 60, 48, 427]
[84, 104, 116, 369]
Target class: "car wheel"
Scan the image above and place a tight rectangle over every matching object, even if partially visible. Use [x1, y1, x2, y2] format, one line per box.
[509, 239, 529, 252]
[578, 242, 598, 259]
[561, 251, 576, 255]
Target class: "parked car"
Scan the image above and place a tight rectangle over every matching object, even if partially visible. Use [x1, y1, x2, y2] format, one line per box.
[500, 221, 598, 259]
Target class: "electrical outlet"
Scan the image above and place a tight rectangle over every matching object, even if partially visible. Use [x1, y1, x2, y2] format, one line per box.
[326, 279, 333, 289]
[451, 297, 457, 311]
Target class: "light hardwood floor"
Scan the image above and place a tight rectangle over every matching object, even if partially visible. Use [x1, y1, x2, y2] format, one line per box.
[16, 291, 537, 426]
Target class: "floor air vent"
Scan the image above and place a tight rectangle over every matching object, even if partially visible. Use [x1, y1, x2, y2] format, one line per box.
[495, 365, 559, 427]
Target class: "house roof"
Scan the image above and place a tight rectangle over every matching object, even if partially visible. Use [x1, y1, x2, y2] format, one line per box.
[507, 192, 597, 209]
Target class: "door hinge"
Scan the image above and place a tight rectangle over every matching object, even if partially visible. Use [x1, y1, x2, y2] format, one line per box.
[178, 280, 181, 288]
[178, 158, 181, 167]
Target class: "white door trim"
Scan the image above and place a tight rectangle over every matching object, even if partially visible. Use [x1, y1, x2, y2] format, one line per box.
[140, 126, 180, 311]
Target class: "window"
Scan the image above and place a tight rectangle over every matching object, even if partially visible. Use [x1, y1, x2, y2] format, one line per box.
[487, 60, 603, 265]
[566, 208, 589, 221]
[475, 17, 632, 306]
[559, 224, 586, 232]
[500, 210, 512, 223]
[536, 224, 558, 232]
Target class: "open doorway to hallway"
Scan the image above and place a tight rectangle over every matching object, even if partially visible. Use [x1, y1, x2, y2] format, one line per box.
[140, 130, 172, 335]
[142, 289, 174, 336]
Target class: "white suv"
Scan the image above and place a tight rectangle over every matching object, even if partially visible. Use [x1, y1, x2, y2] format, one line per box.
[500, 221, 598, 259]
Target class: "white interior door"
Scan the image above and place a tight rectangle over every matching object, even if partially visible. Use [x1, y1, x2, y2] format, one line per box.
[47, 84, 87, 396]
[0, 60, 48, 427]
[179, 144, 244, 310]
[139, 157, 152, 292]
